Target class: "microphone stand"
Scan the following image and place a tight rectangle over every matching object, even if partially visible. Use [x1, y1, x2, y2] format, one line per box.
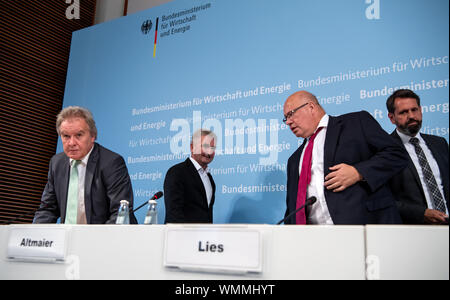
[132, 200, 150, 213]
[132, 192, 163, 213]
[276, 197, 317, 225]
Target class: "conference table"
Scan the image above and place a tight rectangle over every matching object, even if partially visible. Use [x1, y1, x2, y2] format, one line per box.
[0, 224, 448, 280]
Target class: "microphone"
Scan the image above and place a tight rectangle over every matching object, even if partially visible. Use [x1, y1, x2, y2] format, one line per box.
[132, 191, 163, 213]
[276, 196, 317, 225]
[150, 191, 163, 200]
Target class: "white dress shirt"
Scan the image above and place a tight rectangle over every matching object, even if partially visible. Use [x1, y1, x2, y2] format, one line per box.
[396, 129, 448, 214]
[69, 146, 94, 224]
[189, 156, 213, 206]
[299, 114, 334, 225]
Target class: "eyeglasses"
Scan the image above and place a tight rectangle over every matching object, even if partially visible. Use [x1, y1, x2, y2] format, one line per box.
[283, 102, 310, 123]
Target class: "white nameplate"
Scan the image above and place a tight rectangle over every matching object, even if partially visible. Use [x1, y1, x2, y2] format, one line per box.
[164, 226, 263, 274]
[7, 226, 68, 263]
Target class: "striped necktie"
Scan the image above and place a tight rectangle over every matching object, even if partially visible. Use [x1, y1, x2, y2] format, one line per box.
[409, 137, 446, 212]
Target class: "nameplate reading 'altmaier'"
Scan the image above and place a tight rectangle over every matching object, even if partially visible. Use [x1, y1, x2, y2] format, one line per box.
[164, 226, 263, 274]
[7, 226, 68, 263]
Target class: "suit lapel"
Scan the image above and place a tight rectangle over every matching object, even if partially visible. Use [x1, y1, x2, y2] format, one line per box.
[289, 140, 305, 215]
[321, 116, 343, 221]
[422, 134, 446, 177]
[186, 159, 209, 207]
[421, 133, 449, 202]
[392, 131, 423, 195]
[291, 143, 304, 185]
[60, 156, 70, 222]
[207, 172, 215, 207]
[84, 143, 99, 223]
[323, 116, 342, 174]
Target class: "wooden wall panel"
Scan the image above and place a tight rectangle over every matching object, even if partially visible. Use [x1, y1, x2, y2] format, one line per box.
[0, 0, 96, 224]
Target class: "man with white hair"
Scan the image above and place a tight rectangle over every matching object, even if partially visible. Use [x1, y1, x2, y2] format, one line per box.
[33, 106, 137, 224]
[164, 129, 217, 223]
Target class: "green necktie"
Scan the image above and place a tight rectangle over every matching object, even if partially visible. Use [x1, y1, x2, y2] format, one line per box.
[65, 160, 81, 224]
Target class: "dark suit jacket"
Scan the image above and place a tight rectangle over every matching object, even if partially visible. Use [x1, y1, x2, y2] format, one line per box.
[33, 143, 137, 224]
[285, 111, 408, 225]
[389, 131, 449, 224]
[164, 158, 216, 223]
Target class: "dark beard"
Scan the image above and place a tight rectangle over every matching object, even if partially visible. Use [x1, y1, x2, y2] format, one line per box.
[399, 119, 422, 136]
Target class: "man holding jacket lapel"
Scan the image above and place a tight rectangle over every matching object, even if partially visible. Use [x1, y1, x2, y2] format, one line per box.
[283, 91, 407, 225]
[33, 106, 137, 224]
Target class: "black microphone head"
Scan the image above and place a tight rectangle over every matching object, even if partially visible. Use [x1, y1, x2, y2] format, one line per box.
[152, 191, 163, 200]
[307, 196, 317, 205]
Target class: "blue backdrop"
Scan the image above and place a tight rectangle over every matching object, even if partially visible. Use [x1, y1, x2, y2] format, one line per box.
[62, 0, 449, 224]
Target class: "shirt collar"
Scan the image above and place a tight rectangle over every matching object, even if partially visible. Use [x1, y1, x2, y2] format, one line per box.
[318, 114, 329, 129]
[396, 129, 423, 145]
[70, 144, 94, 167]
[189, 156, 210, 173]
[307, 114, 329, 139]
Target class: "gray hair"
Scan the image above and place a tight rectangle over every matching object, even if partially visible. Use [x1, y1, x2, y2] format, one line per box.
[191, 129, 216, 145]
[56, 106, 97, 139]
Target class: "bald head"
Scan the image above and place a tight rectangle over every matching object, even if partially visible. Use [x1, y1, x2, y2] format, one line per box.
[283, 91, 325, 138]
[286, 91, 319, 106]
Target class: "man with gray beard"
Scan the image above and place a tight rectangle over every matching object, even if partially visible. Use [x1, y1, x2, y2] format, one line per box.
[387, 89, 449, 224]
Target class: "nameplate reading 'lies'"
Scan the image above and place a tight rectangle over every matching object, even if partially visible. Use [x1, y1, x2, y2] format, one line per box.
[164, 226, 263, 274]
[7, 226, 68, 263]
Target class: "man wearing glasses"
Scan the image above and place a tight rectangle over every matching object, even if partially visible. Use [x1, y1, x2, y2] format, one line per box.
[283, 91, 407, 225]
[164, 129, 217, 223]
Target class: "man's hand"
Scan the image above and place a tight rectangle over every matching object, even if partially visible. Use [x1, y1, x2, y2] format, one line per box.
[324, 164, 363, 192]
[424, 209, 448, 224]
